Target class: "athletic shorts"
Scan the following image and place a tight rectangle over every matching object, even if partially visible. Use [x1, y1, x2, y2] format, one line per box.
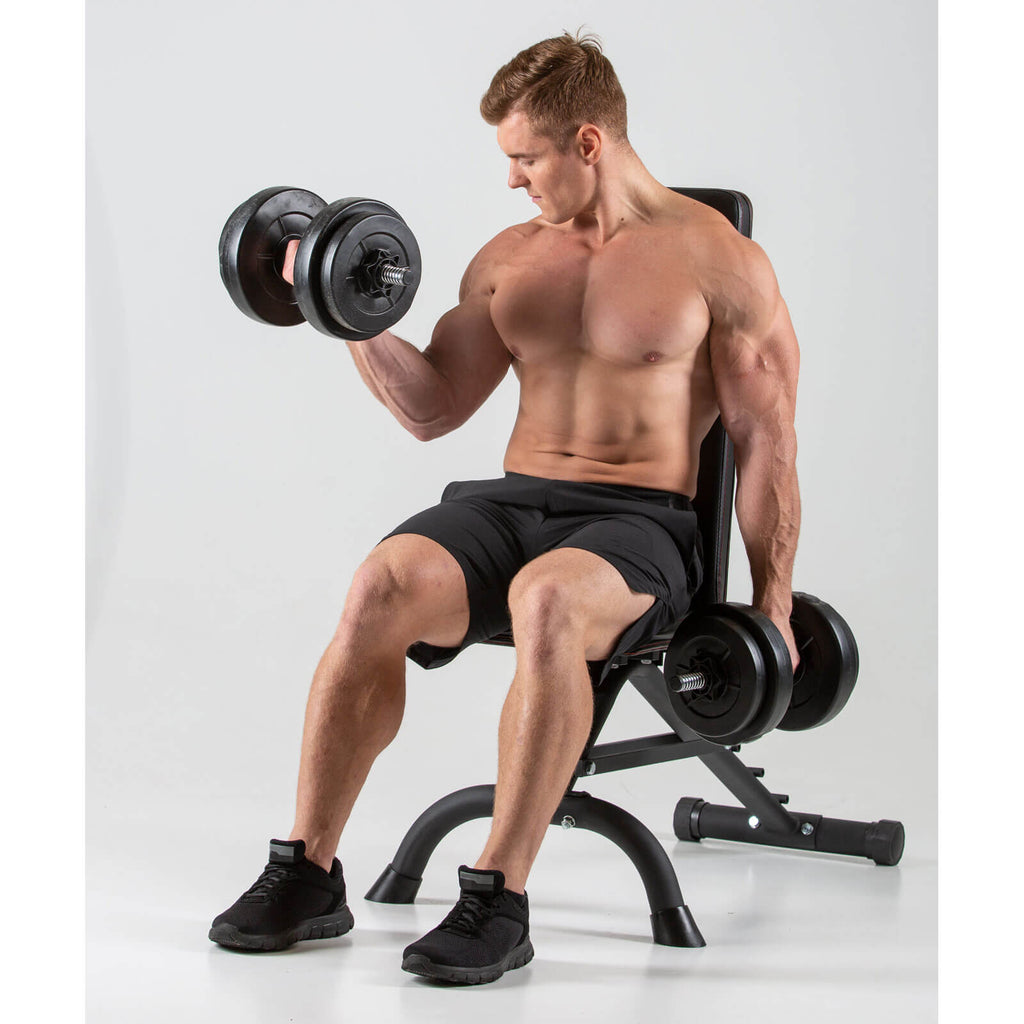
[379, 471, 704, 682]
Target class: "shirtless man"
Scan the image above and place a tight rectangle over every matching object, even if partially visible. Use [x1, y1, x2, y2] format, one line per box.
[210, 32, 801, 985]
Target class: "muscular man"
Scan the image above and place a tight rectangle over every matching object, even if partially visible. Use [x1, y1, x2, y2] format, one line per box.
[210, 32, 800, 985]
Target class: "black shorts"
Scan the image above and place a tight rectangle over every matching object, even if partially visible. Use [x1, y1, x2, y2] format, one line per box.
[379, 471, 704, 681]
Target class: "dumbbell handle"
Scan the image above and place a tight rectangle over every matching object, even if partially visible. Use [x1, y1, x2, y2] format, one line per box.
[280, 238, 413, 289]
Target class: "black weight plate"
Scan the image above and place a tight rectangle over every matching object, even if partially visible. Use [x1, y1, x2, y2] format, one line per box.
[716, 603, 794, 741]
[219, 186, 326, 326]
[292, 198, 404, 340]
[665, 613, 766, 744]
[777, 592, 859, 731]
[322, 211, 421, 335]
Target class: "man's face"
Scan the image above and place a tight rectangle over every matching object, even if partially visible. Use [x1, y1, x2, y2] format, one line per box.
[496, 111, 592, 224]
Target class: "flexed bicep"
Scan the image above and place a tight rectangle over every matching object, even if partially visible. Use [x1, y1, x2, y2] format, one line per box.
[422, 293, 513, 432]
[420, 237, 515, 433]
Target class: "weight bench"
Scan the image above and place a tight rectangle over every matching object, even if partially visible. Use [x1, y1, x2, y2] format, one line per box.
[364, 188, 905, 947]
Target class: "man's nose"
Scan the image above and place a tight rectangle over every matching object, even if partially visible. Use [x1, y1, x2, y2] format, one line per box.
[508, 164, 527, 189]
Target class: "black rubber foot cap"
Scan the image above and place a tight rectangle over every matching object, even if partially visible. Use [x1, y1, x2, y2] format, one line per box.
[651, 905, 706, 947]
[364, 863, 422, 903]
[673, 797, 706, 841]
[866, 820, 906, 866]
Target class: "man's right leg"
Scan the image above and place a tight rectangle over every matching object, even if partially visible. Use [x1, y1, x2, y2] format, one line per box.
[289, 533, 470, 871]
[210, 533, 469, 950]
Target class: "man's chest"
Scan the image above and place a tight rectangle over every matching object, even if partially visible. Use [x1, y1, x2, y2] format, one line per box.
[489, 231, 712, 367]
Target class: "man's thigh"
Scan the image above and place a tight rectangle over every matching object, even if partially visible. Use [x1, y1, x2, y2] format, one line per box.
[377, 492, 534, 650]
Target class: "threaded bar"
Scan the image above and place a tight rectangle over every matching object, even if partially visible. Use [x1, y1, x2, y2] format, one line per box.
[377, 263, 413, 286]
[671, 671, 708, 693]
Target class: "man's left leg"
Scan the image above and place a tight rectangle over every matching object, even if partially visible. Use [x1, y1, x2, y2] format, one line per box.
[473, 546, 655, 891]
[401, 547, 654, 983]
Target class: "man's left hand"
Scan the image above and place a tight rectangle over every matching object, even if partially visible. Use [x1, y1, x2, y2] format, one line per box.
[773, 616, 800, 674]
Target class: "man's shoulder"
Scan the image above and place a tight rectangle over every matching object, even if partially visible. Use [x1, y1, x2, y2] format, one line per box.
[478, 220, 545, 257]
[461, 221, 542, 293]
[695, 229, 779, 325]
[658, 190, 752, 255]
[458, 222, 535, 296]
[659, 195, 774, 295]
[642, 192, 780, 323]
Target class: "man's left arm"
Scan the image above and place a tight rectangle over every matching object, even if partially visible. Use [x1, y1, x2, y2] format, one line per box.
[706, 236, 802, 668]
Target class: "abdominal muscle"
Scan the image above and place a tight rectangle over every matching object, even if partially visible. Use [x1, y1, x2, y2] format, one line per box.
[501, 355, 716, 497]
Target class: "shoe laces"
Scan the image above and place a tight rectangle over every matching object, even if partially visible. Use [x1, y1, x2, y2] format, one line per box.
[241, 863, 300, 903]
[441, 892, 497, 937]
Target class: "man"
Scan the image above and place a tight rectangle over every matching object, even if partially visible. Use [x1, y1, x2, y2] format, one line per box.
[210, 32, 801, 985]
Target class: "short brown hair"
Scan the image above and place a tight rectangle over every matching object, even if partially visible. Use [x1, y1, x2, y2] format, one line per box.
[480, 32, 628, 148]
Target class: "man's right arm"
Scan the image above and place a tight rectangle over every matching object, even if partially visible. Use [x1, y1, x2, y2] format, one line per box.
[282, 237, 512, 441]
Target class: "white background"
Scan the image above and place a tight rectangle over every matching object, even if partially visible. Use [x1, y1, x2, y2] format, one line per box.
[7, 0, 1017, 1020]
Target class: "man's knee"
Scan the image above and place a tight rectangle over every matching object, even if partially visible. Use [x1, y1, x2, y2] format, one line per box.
[509, 552, 655, 662]
[335, 536, 469, 647]
[342, 556, 406, 623]
[508, 570, 585, 651]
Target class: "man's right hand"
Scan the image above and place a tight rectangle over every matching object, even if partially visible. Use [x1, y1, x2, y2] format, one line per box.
[282, 238, 300, 286]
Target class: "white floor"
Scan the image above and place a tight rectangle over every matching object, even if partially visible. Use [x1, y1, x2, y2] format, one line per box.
[87, 788, 937, 1023]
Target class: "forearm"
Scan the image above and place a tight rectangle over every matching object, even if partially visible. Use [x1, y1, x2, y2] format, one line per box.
[346, 331, 455, 439]
[278, 237, 454, 439]
[732, 433, 801, 619]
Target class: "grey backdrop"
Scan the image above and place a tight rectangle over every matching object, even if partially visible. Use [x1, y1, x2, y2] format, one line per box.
[86, 0, 935, 1013]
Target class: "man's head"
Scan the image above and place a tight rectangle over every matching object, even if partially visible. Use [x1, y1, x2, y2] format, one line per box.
[482, 32, 630, 224]
[480, 31, 628, 150]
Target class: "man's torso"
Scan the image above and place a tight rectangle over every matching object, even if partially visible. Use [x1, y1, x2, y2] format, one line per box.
[482, 191, 734, 497]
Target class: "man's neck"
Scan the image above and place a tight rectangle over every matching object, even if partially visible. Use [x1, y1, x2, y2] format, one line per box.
[572, 148, 667, 244]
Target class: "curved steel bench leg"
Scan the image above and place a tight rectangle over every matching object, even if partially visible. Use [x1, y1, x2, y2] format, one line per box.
[364, 784, 497, 904]
[364, 784, 705, 947]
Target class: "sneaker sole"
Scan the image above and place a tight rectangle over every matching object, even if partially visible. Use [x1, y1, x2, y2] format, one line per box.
[209, 904, 355, 952]
[401, 938, 535, 985]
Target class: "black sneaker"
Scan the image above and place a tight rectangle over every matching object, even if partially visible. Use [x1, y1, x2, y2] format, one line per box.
[401, 866, 534, 984]
[209, 839, 354, 951]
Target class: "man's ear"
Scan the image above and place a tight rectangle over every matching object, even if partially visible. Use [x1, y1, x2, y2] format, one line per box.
[577, 124, 603, 165]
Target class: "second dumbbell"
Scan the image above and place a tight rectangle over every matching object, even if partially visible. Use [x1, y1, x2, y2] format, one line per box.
[664, 593, 859, 745]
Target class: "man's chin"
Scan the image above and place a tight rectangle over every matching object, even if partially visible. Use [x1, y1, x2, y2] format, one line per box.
[538, 207, 572, 225]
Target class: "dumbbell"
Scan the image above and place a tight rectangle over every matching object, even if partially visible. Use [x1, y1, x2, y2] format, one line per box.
[219, 186, 421, 341]
[664, 592, 858, 746]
